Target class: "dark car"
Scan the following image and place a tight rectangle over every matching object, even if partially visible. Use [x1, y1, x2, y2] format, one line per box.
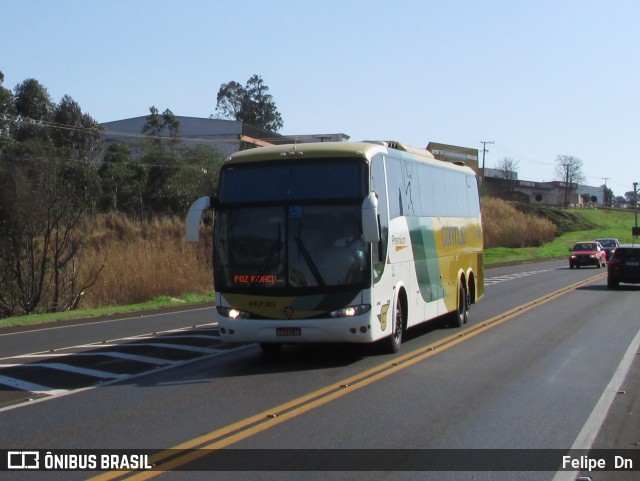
[569, 241, 607, 269]
[595, 237, 620, 260]
[607, 245, 640, 288]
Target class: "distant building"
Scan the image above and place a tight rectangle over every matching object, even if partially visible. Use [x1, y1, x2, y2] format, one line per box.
[483, 167, 518, 181]
[282, 133, 350, 144]
[100, 116, 349, 158]
[426, 142, 479, 171]
[483, 175, 605, 207]
[101, 116, 282, 157]
[576, 184, 605, 206]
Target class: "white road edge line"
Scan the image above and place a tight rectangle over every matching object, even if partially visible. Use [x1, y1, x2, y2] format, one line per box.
[551, 327, 640, 481]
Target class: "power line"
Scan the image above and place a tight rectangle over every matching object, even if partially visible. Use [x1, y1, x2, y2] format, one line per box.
[492, 142, 554, 166]
[1, 153, 220, 170]
[0, 113, 287, 144]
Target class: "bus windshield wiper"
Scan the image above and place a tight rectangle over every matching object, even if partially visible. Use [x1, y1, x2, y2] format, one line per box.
[252, 224, 282, 288]
[295, 237, 326, 287]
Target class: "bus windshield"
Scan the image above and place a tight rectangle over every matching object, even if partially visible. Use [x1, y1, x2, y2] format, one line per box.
[218, 158, 366, 203]
[214, 159, 370, 293]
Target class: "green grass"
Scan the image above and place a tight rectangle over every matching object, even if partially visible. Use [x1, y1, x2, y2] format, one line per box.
[0, 293, 214, 329]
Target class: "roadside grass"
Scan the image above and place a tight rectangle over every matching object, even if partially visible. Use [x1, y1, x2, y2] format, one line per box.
[0, 293, 214, 329]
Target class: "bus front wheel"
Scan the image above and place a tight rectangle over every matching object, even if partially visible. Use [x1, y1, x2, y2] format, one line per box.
[384, 293, 405, 354]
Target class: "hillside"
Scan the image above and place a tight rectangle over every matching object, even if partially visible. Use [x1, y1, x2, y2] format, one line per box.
[515, 204, 599, 234]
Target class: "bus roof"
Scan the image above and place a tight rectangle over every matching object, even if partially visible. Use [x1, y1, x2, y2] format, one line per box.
[226, 141, 385, 163]
[226, 140, 475, 174]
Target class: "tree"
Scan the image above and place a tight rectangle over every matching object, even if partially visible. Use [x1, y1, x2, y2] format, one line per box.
[98, 143, 148, 215]
[625, 190, 638, 205]
[0, 71, 15, 150]
[13, 78, 55, 143]
[495, 157, 519, 190]
[613, 195, 626, 207]
[181, 144, 226, 196]
[0, 150, 102, 316]
[214, 74, 284, 132]
[142, 106, 179, 141]
[53, 95, 102, 161]
[554, 155, 584, 206]
[600, 184, 613, 207]
[0, 76, 103, 317]
[141, 106, 184, 214]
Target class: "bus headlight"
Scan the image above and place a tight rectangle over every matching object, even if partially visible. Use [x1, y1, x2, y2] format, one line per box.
[217, 307, 250, 319]
[330, 304, 371, 318]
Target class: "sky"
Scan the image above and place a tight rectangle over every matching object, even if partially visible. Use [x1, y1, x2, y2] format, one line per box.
[1, 0, 639, 197]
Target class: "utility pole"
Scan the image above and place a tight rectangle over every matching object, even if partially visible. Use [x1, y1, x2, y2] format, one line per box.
[634, 182, 638, 241]
[480, 140, 494, 184]
[564, 163, 570, 207]
[601, 177, 610, 206]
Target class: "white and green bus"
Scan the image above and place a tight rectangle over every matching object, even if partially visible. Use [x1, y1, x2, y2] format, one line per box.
[186, 140, 484, 353]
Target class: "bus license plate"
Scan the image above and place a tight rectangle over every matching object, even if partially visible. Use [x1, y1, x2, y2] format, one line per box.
[276, 327, 301, 337]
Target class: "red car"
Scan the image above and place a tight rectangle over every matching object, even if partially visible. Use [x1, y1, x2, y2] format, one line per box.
[569, 241, 607, 269]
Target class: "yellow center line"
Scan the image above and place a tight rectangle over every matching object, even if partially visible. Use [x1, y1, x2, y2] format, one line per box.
[87, 272, 605, 480]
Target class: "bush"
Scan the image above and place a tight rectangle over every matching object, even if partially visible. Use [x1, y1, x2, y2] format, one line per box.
[482, 197, 557, 248]
[77, 214, 213, 309]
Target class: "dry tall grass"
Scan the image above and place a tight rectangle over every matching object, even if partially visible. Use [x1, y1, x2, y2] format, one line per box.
[78, 214, 213, 309]
[482, 197, 557, 248]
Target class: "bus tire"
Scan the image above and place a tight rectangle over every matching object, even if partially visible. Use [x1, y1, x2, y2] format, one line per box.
[449, 282, 468, 328]
[384, 293, 405, 354]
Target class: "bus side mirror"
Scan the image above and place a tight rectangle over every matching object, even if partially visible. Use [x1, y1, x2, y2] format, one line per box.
[362, 193, 380, 243]
[186, 196, 212, 243]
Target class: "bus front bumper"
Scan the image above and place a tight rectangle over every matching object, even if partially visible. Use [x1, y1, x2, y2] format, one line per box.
[217, 314, 378, 344]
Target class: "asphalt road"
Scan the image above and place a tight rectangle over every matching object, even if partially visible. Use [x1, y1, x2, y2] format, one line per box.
[0, 259, 639, 481]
